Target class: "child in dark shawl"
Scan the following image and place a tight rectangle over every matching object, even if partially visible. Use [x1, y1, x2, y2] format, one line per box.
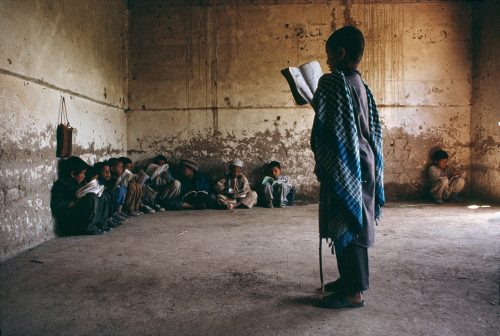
[311, 26, 385, 309]
[50, 156, 109, 235]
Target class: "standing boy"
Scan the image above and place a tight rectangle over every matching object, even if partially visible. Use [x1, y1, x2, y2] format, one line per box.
[311, 26, 385, 308]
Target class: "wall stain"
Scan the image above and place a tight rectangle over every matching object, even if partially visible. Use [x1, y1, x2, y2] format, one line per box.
[1, 124, 124, 261]
[129, 128, 319, 201]
[128, 124, 470, 202]
[342, 0, 357, 27]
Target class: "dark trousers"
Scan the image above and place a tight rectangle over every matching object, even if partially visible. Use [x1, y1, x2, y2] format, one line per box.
[102, 190, 117, 216]
[68, 194, 109, 234]
[336, 241, 369, 295]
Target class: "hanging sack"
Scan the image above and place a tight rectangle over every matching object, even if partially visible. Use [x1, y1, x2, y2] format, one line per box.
[56, 96, 73, 158]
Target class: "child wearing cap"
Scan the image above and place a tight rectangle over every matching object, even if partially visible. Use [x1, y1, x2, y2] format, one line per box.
[260, 160, 294, 208]
[215, 159, 258, 209]
[169, 158, 212, 210]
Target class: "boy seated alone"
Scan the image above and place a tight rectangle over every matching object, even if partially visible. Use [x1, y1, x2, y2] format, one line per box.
[215, 159, 258, 210]
[428, 149, 466, 204]
[50, 156, 109, 235]
[260, 160, 294, 208]
[170, 158, 211, 210]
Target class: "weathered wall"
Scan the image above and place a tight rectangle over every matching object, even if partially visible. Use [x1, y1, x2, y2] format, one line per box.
[127, 0, 472, 200]
[0, 0, 127, 261]
[470, 0, 500, 203]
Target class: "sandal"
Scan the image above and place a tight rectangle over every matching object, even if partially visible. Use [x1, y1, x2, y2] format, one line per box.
[319, 293, 365, 309]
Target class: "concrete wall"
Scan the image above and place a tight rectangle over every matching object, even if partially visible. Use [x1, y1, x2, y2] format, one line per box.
[0, 0, 127, 261]
[471, 0, 500, 203]
[127, 0, 472, 200]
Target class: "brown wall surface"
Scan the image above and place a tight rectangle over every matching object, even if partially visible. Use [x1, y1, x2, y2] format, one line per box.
[4, 0, 494, 261]
[0, 0, 128, 261]
[471, 0, 500, 202]
[127, 0, 473, 200]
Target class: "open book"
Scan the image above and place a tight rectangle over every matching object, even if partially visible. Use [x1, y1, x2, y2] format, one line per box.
[116, 169, 136, 188]
[281, 61, 323, 105]
[449, 171, 466, 185]
[182, 190, 209, 201]
[76, 179, 105, 198]
[148, 163, 169, 180]
[225, 188, 247, 198]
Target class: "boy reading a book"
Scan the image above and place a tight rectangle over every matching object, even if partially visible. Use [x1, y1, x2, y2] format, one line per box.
[143, 156, 180, 211]
[107, 158, 135, 217]
[94, 161, 128, 224]
[51, 156, 109, 235]
[170, 158, 211, 210]
[215, 159, 258, 210]
[311, 26, 385, 309]
[260, 161, 294, 208]
[118, 157, 154, 214]
[428, 149, 465, 204]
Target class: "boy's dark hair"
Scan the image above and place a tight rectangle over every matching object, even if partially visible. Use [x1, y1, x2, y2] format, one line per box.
[60, 156, 89, 178]
[432, 149, 449, 162]
[85, 166, 99, 181]
[268, 161, 281, 169]
[153, 155, 168, 165]
[326, 26, 365, 63]
[118, 156, 132, 166]
[107, 157, 120, 168]
[93, 161, 109, 174]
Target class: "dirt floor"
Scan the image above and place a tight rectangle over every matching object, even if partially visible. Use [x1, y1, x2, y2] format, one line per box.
[0, 202, 499, 336]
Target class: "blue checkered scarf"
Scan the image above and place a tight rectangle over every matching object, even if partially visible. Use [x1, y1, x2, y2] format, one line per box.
[311, 69, 384, 253]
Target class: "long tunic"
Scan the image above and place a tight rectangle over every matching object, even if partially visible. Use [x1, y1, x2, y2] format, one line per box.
[215, 174, 257, 208]
[345, 70, 375, 248]
[311, 68, 384, 254]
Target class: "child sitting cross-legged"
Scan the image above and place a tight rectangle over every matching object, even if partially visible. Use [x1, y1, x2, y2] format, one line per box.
[215, 159, 258, 210]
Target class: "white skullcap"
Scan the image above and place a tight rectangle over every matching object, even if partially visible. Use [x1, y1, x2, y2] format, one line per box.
[229, 159, 243, 167]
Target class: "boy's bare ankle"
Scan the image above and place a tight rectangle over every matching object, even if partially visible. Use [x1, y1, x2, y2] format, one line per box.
[347, 292, 363, 302]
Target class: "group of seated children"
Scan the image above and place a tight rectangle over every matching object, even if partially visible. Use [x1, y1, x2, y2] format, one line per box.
[51, 156, 294, 235]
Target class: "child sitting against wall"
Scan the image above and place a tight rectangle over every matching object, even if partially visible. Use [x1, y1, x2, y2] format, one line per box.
[107, 158, 141, 217]
[118, 157, 155, 214]
[142, 155, 179, 211]
[428, 149, 466, 204]
[50, 156, 109, 235]
[260, 160, 295, 208]
[169, 158, 212, 210]
[94, 161, 128, 224]
[214, 159, 258, 210]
